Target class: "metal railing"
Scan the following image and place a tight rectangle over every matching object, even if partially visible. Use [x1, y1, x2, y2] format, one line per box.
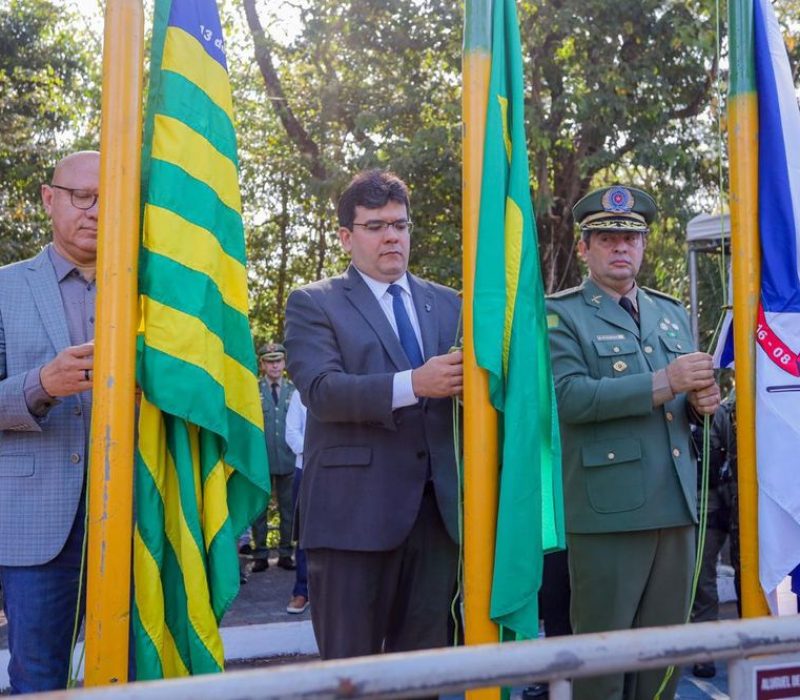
[31, 615, 800, 699]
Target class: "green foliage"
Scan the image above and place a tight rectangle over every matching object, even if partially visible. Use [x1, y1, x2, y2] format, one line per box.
[0, 0, 100, 265]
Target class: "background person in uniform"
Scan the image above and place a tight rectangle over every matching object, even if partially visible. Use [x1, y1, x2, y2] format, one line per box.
[546, 185, 721, 700]
[0, 151, 99, 693]
[690, 390, 739, 679]
[284, 388, 309, 614]
[250, 342, 296, 572]
[284, 169, 463, 661]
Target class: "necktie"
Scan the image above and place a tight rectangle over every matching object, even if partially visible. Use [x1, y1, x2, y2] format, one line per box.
[619, 296, 639, 326]
[388, 284, 424, 368]
[271, 383, 279, 405]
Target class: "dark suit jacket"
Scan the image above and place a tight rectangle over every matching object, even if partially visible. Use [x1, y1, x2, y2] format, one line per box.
[284, 265, 461, 551]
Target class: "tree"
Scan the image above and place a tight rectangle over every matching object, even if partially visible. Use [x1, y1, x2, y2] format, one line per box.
[520, 0, 721, 291]
[0, 0, 99, 265]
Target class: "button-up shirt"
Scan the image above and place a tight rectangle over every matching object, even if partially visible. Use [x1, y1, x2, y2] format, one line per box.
[23, 245, 96, 436]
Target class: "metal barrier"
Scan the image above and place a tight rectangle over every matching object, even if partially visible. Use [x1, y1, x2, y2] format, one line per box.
[31, 615, 800, 699]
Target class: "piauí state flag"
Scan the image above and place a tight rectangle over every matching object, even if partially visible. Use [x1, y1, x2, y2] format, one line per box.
[473, 0, 565, 640]
[133, 0, 269, 678]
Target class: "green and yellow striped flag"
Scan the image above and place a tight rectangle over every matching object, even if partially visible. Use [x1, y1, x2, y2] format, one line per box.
[133, 0, 269, 679]
[473, 0, 565, 640]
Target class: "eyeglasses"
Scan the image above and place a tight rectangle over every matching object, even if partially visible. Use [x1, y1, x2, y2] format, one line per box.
[50, 184, 99, 211]
[352, 220, 414, 235]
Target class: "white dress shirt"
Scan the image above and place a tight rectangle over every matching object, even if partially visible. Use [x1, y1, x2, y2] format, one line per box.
[354, 267, 423, 409]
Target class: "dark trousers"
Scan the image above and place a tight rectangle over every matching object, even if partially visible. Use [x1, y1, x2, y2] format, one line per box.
[307, 485, 458, 659]
[0, 496, 86, 694]
[291, 467, 308, 598]
[252, 472, 294, 559]
[540, 549, 572, 637]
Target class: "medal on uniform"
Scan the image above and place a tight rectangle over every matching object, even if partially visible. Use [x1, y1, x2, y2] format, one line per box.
[613, 360, 628, 372]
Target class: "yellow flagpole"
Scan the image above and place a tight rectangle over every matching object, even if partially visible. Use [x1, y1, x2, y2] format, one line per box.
[84, 0, 145, 685]
[727, 0, 769, 617]
[463, 2, 500, 699]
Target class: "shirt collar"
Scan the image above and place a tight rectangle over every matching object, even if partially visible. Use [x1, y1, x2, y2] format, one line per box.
[589, 276, 639, 310]
[353, 266, 410, 301]
[47, 244, 79, 282]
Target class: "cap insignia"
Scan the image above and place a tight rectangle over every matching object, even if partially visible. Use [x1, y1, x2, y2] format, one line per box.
[602, 186, 635, 214]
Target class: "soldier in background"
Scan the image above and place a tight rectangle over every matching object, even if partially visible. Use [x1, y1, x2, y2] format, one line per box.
[246, 343, 297, 572]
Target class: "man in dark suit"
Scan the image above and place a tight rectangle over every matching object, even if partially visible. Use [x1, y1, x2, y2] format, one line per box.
[284, 169, 462, 659]
[0, 151, 98, 693]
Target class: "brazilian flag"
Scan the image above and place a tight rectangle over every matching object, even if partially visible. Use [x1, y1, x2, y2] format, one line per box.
[133, 0, 269, 679]
[473, 0, 565, 640]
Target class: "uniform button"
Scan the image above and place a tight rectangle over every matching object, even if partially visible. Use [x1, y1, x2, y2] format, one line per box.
[607, 452, 615, 460]
[70, 453, 82, 464]
[665, 411, 673, 422]
[613, 346, 620, 353]
[73, 405, 82, 416]
[676, 343, 683, 350]
[644, 346, 653, 354]
[672, 448, 680, 458]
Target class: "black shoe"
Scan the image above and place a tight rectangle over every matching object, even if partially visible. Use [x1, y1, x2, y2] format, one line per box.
[692, 662, 716, 679]
[521, 683, 549, 699]
[277, 556, 296, 570]
[251, 558, 269, 572]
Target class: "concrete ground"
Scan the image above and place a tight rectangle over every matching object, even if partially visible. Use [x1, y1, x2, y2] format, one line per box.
[0, 557, 737, 697]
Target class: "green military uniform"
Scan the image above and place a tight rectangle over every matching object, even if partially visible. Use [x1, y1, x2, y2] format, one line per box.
[252, 375, 296, 561]
[547, 186, 703, 700]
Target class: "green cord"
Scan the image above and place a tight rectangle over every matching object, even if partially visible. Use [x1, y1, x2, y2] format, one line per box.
[67, 484, 90, 688]
[450, 301, 466, 646]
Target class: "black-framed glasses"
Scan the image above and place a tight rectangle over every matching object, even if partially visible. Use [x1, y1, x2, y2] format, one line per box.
[50, 184, 99, 211]
[352, 220, 414, 235]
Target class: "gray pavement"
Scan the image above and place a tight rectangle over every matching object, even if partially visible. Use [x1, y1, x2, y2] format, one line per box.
[0, 559, 736, 698]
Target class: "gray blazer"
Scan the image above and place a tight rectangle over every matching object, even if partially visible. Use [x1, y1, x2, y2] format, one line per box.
[285, 265, 461, 551]
[0, 247, 88, 566]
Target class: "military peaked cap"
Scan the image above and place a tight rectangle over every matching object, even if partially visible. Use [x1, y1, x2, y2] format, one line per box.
[573, 185, 657, 234]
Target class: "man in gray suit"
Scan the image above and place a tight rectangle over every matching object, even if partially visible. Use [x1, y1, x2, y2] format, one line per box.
[285, 169, 463, 660]
[0, 151, 99, 693]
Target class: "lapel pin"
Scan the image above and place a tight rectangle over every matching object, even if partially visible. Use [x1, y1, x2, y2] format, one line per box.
[425, 303, 432, 312]
[591, 295, 602, 305]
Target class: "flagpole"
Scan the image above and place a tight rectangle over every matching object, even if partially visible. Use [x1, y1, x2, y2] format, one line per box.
[463, 2, 501, 699]
[726, 0, 769, 617]
[85, 0, 145, 685]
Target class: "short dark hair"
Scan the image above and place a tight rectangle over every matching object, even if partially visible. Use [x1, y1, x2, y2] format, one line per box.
[337, 169, 410, 229]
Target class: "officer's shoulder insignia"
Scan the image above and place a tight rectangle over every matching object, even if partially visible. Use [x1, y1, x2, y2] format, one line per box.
[547, 313, 560, 329]
[641, 286, 682, 306]
[546, 284, 582, 300]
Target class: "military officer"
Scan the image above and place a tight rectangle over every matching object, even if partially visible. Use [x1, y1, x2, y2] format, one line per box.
[250, 342, 297, 571]
[546, 185, 720, 700]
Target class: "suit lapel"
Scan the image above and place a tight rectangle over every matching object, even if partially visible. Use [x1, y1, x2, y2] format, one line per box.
[342, 265, 410, 371]
[26, 247, 70, 353]
[409, 274, 438, 361]
[582, 280, 639, 337]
